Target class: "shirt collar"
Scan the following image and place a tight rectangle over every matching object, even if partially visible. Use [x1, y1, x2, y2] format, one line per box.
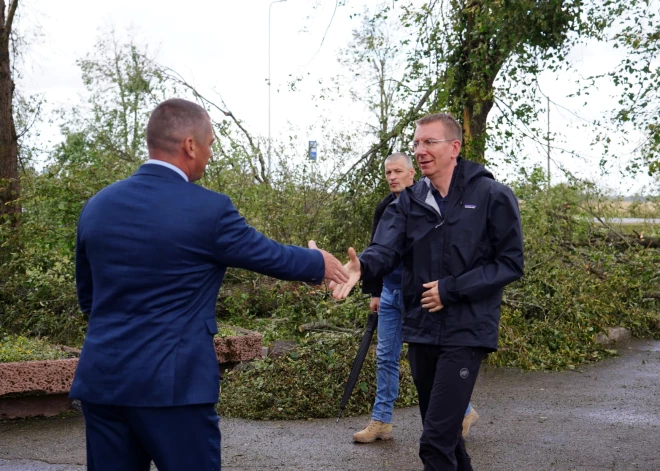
[144, 159, 189, 182]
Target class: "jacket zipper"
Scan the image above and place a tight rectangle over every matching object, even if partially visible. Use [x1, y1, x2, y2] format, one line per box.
[410, 188, 447, 344]
[409, 192, 444, 228]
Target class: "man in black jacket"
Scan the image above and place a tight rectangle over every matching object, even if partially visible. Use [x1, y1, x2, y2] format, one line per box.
[333, 113, 524, 470]
[355, 153, 478, 444]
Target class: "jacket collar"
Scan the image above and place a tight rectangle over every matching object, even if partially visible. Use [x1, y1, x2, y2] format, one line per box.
[133, 162, 189, 182]
[411, 158, 465, 211]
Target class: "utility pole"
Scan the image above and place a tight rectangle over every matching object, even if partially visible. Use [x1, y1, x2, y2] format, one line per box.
[547, 96, 551, 191]
[268, 0, 287, 173]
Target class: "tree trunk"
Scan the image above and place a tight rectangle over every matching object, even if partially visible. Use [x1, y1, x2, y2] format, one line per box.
[0, 0, 20, 229]
[462, 98, 494, 165]
[450, 2, 500, 165]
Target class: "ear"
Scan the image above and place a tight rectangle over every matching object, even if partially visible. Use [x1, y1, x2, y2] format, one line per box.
[452, 140, 462, 158]
[183, 136, 196, 159]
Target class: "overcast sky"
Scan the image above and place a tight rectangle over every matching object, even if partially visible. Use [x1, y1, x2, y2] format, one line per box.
[13, 0, 657, 196]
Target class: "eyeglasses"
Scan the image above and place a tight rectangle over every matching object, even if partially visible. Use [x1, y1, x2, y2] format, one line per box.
[408, 139, 454, 153]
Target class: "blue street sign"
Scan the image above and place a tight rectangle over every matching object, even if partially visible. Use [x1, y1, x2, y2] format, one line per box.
[309, 140, 317, 161]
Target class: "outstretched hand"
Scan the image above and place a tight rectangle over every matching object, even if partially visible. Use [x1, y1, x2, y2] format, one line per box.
[308, 240, 349, 285]
[329, 247, 361, 299]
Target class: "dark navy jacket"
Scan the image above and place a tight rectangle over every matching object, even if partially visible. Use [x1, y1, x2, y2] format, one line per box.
[72, 164, 324, 406]
[361, 192, 401, 297]
[359, 159, 524, 351]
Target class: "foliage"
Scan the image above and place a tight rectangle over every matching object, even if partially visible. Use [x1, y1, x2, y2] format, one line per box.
[216, 325, 244, 338]
[2, 17, 660, 421]
[0, 332, 70, 363]
[0, 244, 85, 346]
[216, 281, 370, 343]
[593, 0, 660, 176]
[213, 175, 659, 418]
[489, 173, 660, 370]
[335, 0, 628, 181]
[62, 28, 168, 164]
[201, 131, 378, 254]
[217, 333, 418, 420]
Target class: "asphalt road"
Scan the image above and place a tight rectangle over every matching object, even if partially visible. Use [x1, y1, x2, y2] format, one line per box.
[1, 339, 659, 471]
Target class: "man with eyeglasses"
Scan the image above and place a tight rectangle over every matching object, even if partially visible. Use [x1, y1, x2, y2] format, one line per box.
[353, 152, 479, 444]
[331, 113, 523, 470]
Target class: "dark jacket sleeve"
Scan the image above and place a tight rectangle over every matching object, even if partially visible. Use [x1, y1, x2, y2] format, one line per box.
[361, 194, 393, 297]
[359, 195, 407, 283]
[437, 185, 524, 305]
[75, 205, 93, 316]
[211, 195, 325, 283]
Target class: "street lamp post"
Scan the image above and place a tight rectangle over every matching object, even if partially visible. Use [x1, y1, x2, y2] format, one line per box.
[268, 0, 288, 171]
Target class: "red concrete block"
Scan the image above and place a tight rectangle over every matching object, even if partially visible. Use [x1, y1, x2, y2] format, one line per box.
[0, 326, 262, 419]
[214, 327, 263, 364]
[0, 358, 78, 398]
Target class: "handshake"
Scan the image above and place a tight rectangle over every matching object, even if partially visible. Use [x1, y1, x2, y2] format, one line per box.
[308, 240, 444, 312]
[307, 240, 360, 300]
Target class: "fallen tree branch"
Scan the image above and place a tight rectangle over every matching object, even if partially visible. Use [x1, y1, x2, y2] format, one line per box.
[332, 86, 435, 193]
[298, 320, 356, 334]
[586, 263, 606, 280]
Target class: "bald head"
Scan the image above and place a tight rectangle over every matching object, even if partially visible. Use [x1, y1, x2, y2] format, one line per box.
[146, 98, 210, 155]
[384, 152, 413, 169]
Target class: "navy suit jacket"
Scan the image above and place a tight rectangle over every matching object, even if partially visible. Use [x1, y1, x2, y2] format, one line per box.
[71, 164, 324, 406]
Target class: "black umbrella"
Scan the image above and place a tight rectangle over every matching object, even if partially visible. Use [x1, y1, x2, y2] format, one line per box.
[337, 311, 379, 422]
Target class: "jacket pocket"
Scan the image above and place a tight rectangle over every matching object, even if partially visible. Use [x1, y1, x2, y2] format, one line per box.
[205, 318, 219, 335]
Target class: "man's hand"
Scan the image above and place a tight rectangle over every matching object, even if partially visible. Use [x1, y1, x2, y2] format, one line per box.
[370, 296, 380, 313]
[308, 240, 349, 285]
[421, 280, 444, 312]
[329, 247, 361, 299]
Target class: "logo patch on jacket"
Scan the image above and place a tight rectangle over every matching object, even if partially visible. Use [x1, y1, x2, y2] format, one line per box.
[464, 204, 476, 209]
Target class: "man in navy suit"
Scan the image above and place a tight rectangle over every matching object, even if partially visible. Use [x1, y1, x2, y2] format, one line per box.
[72, 98, 349, 471]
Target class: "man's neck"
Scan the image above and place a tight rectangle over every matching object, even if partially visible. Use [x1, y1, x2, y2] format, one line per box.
[147, 152, 191, 180]
[429, 163, 457, 198]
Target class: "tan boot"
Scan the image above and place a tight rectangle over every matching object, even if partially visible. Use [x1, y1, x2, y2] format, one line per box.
[352, 420, 393, 443]
[462, 408, 479, 438]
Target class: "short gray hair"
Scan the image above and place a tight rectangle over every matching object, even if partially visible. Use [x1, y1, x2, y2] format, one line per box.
[415, 113, 462, 143]
[384, 152, 413, 169]
[146, 98, 210, 154]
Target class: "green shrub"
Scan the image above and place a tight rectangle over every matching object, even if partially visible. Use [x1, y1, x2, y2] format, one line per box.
[218, 333, 418, 420]
[0, 332, 70, 363]
[217, 280, 371, 343]
[0, 245, 86, 346]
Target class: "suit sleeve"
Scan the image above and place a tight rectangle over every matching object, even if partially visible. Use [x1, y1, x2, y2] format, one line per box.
[359, 198, 407, 282]
[75, 208, 93, 315]
[437, 186, 524, 305]
[211, 195, 325, 283]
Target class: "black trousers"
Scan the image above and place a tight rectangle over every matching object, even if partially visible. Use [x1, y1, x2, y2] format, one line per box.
[408, 344, 486, 471]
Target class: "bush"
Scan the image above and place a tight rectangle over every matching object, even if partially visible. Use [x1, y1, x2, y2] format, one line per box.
[489, 178, 660, 370]
[0, 246, 86, 346]
[217, 333, 418, 420]
[217, 280, 370, 343]
[0, 332, 70, 363]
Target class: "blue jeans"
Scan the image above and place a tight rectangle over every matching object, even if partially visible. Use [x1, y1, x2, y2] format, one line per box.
[372, 286, 404, 423]
[371, 286, 473, 424]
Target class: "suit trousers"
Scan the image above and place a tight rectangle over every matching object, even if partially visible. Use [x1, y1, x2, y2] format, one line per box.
[408, 344, 486, 471]
[81, 401, 221, 471]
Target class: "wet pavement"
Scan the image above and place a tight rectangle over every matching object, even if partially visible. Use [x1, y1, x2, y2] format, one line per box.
[1, 339, 659, 470]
